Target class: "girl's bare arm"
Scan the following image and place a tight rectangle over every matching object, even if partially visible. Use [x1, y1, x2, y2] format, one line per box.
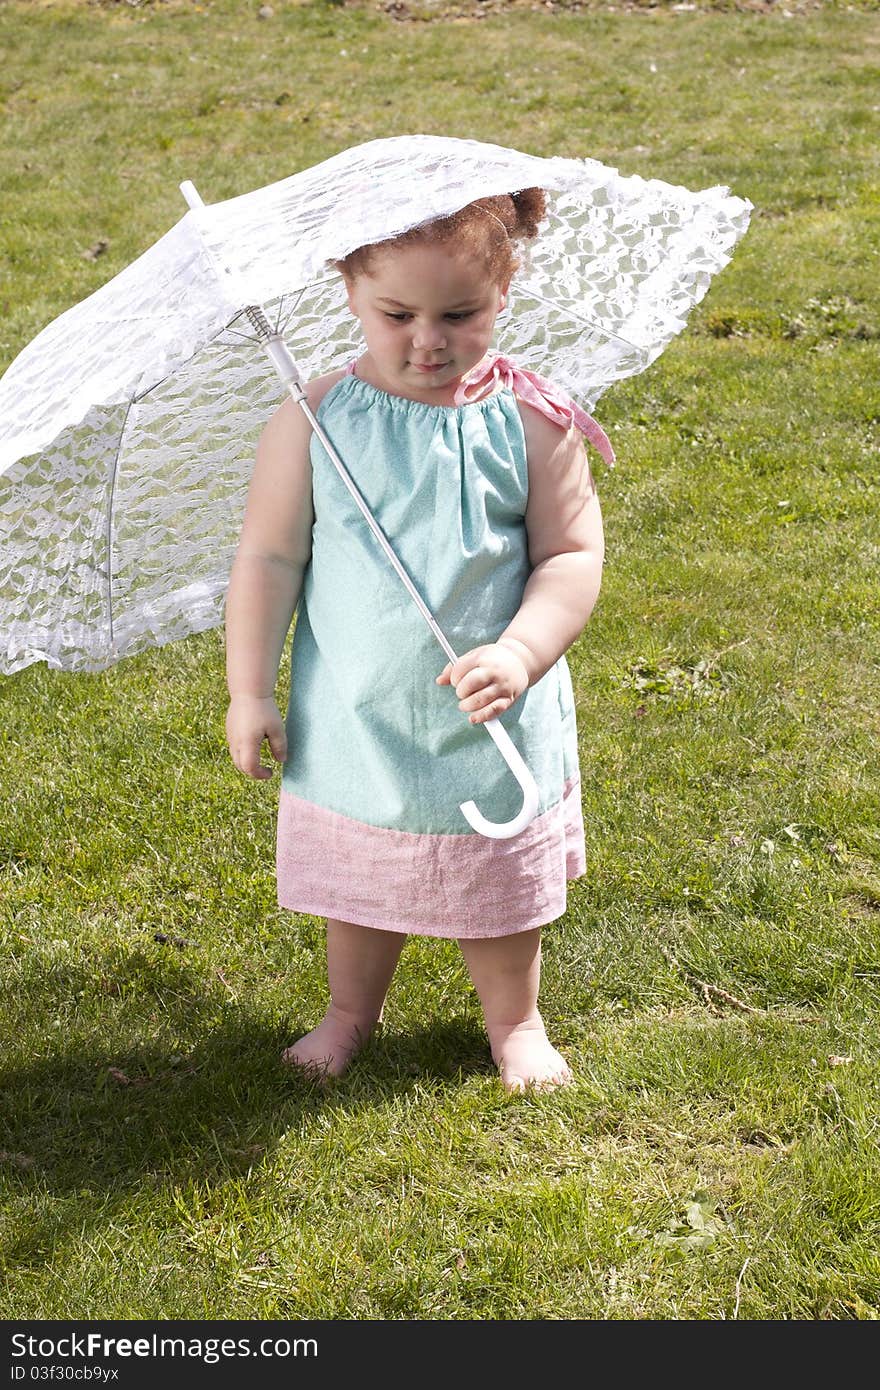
[224, 373, 341, 776]
[498, 403, 605, 686]
[437, 403, 605, 723]
[225, 395, 315, 700]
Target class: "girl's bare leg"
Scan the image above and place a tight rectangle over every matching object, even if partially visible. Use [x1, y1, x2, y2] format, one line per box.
[458, 928, 572, 1093]
[282, 918, 407, 1077]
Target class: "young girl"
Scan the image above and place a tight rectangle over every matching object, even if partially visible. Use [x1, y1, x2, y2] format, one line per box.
[223, 188, 608, 1092]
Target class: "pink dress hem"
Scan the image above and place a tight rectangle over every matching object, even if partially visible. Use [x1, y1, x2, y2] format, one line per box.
[276, 774, 586, 939]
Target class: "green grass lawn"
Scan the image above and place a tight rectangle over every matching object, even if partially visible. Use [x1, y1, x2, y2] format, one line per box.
[1, 0, 879, 1320]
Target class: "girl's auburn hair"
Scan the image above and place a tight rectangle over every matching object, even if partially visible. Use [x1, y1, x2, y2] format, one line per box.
[330, 187, 547, 285]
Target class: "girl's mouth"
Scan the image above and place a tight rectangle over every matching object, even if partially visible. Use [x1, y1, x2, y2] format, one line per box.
[412, 362, 449, 374]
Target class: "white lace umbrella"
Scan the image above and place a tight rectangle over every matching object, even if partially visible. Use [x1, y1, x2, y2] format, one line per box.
[0, 135, 751, 832]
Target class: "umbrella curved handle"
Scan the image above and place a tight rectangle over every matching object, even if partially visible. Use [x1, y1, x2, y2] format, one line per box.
[459, 717, 541, 840]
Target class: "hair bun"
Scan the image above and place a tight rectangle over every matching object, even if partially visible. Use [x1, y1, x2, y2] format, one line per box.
[330, 186, 548, 286]
[510, 188, 547, 240]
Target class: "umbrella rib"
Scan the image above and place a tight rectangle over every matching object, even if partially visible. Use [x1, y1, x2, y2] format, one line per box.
[274, 287, 309, 336]
[520, 287, 645, 352]
[218, 329, 262, 346]
[105, 397, 135, 659]
[132, 318, 261, 401]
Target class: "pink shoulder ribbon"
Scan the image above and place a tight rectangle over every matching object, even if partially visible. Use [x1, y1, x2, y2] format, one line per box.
[453, 352, 615, 467]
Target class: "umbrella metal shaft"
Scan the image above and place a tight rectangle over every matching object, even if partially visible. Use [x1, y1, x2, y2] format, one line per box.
[286, 379, 459, 670]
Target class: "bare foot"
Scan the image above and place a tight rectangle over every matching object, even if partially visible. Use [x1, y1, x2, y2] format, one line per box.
[487, 1017, 573, 1094]
[281, 1003, 377, 1080]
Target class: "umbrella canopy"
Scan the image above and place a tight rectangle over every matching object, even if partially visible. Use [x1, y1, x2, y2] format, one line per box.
[0, 134, 752, 675]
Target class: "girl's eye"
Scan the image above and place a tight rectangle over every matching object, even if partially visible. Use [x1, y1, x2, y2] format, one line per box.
[383, 311, 475, 322]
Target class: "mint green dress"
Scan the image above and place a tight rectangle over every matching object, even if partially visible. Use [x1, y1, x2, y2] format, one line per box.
[276, 368, 586, 938]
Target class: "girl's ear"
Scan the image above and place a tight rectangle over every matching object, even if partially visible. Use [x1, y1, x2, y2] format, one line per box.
[498, 278, 512, 311]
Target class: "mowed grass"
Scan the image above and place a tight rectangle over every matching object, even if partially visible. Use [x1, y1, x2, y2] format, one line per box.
[1, 0, 879, 1320]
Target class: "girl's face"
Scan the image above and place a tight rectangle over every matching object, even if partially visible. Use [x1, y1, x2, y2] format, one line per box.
[343, 240, 508, 404]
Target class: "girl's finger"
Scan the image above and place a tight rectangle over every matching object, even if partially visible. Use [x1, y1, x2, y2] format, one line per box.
[459, 682, 500, 712]
[447, 647, 488, 686]
[455, 667, 489, 699]
[268, 730, 288, 763]
[469, 696, 509, 724]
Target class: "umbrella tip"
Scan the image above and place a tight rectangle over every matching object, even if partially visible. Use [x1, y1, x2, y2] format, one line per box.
[179, 180, 206, 211]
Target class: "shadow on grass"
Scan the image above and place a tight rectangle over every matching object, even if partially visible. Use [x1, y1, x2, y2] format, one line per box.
[0, 971, 494, 1266]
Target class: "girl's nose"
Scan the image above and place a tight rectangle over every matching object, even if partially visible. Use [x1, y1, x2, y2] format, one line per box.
[412, 321, 447, 350]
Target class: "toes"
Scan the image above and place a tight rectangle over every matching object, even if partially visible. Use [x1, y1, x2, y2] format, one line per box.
[548, 1064, 573, 1088]
[502, 1072, 527, 1094]
[501, 1065, 573, 1094]
[280, 1047, 334, 1081]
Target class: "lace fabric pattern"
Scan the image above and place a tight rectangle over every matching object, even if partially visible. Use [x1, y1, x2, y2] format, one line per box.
[0, 135, 752, 673]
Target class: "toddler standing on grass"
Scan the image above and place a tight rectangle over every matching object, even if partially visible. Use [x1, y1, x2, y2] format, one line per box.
[223, 184, 611, 1092]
